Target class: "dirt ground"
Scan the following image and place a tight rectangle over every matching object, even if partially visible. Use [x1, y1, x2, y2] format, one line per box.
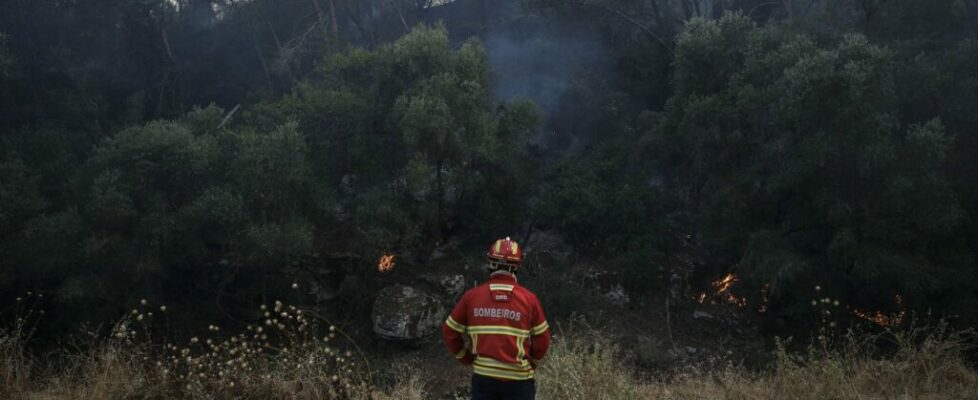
[350, 247, 769, 399]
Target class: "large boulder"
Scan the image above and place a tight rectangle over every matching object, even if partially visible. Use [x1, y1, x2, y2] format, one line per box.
[372, 285, 446, 341]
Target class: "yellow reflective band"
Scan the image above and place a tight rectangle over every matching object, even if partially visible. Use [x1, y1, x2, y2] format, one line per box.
[445, 317, 466, 333]
[473, 365, 535, 380]
[489, 284, 514, 292]
[512, 243, 519, 255]
[455, 348, 468, 359]
[516, 336, 525, 365]
[471, 333, 479, 355]
[495, 241, 502, 253]
[475, 356, 532, 371]
[530, 321, 549, 335]
[467, 325, 531, 337]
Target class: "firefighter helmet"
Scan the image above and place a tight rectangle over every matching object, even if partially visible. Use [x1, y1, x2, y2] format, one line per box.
[487, 237, 523, 270]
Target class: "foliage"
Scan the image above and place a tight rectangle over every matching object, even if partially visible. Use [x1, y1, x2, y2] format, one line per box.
[0, 25, 540, 329]
[2, 0, 978, 339]
[3, 106, 329, 325]
[252, 25, 540, 255]
[535, 153, 670, 294]
[653, 14, 974, 328]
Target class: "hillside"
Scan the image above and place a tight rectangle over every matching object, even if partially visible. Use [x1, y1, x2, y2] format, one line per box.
[3, 1, 978, 399]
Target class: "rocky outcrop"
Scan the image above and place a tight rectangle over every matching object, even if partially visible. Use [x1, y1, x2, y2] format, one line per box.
[420, 273, 467, 297]
[371, 285, 446, 341]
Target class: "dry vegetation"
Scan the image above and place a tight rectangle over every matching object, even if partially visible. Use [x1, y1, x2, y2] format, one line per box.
[3, 305, 977, 400]
[534, 326, 978, 400]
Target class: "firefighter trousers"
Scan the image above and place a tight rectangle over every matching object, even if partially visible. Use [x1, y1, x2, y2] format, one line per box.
[471, 374, 535, 400]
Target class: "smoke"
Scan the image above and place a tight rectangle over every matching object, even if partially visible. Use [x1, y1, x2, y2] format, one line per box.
[484, 15, 611, 120]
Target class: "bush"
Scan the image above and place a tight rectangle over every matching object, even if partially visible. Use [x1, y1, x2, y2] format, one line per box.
[536, 330, 644, 400]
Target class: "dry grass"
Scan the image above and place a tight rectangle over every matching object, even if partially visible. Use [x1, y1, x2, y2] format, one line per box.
[1, 325, 33, 397]
[3, 305, 977, 400]
[0, 298, 420, 400]
[646, 330, 978, 400]
[535, 333, 642, 400]
[537, 326, 978, 400]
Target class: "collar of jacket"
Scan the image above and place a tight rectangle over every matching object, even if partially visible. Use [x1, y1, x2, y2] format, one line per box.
[489, 270, 517, 283]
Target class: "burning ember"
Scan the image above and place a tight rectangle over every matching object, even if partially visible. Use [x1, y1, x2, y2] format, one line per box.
[852, 294, 905, 327]
[377, 254, 396, 272]
[697, 272, 747, 307]
[695, 274, 906, 327]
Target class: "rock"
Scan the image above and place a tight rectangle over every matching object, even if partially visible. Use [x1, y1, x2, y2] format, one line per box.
[372, 285, 446, 341]
[440, 274, 466, 296]
[692, 311, 714, 320]
[421, 273, 466, 297]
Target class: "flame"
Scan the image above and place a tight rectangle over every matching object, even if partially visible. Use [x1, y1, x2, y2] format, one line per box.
[713, 273, 738, 293]
[378, 254, 396, 272]
[697, 273, 747, 307]
[694, 275, 906, 327]
[852, 294, 905, 327]
[852, 309, 905, 326]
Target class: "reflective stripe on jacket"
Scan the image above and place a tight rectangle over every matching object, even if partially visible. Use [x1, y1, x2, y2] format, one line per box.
[442, 271, 551, 380]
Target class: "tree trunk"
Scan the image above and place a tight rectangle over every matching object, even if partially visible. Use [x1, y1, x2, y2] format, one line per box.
[711, 0, 722, 19]
[253, 33, 275, 95]
[396, 5, 410, 33]
[680, 0, 693, 19]
[343, 2, 376, 45]
[310, 0, 331, 43]
[327, 0, 339, 34]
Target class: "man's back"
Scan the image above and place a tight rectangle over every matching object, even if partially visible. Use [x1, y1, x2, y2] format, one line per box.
[443, 270, 550, 381]
[443, 238, 550, 400]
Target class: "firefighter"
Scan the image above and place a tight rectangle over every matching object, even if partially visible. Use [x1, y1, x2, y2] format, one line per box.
[442, 237, 551, 400]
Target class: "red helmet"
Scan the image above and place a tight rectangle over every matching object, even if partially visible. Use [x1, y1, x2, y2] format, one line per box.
[487, 237, 523, 269]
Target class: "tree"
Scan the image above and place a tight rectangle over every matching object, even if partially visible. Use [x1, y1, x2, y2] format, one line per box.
[654, 14, 970, 327]
[1, 105, 332, 326]
[252, 25, 540, 257]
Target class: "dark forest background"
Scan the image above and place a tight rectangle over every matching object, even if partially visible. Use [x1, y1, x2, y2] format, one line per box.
[2, 0, 977, 339]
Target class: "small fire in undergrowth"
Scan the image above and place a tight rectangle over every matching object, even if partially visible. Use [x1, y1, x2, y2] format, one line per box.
[377, 254, 396, 272]
[852, 294, 905, 327]
[697, 272, 747, 307]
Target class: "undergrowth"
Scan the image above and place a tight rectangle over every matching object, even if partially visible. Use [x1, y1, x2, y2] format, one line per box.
[2, 294, 976, 400]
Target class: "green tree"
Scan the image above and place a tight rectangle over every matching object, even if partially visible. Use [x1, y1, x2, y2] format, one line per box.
[655, 14, 969, 327]
[253, 25, 540, 257]
[4, 105, 330, 325]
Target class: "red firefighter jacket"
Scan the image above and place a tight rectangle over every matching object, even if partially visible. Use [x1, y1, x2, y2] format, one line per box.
[442, 271, 551, 380]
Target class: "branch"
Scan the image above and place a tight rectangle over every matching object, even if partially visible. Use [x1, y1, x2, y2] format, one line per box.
[747, 1, 783, 19]
[217, 104, 241, 130]
[573, 1, 675, 57]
